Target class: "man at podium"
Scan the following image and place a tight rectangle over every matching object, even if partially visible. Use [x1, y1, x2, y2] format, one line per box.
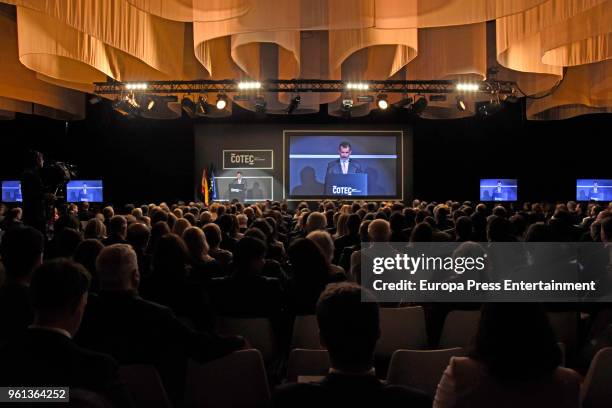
[325, 141, 362, 177]
[229, 171, 247, 201]
[324, 142, 367, 196]
[232, 171, 248, 188]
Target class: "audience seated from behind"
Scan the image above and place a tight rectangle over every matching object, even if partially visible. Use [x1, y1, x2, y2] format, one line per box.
[182, 226, 224, 280]
[75, 244, 245, 405]
[0, 259, 133, 407]
[209, 236, 285, 319]
[273, 282, 431, 408]
[203, 223, 234, 271]
[102, 215, 128, 246]
[0, 226, 44, 343]
[434, 303, 581, 408]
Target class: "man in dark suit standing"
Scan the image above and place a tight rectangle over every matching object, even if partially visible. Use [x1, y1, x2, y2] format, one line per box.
[272, 282, 431, 408]
[0, 259, 133, 407]
[325, 141, 362, 177]
[233, 171, 248, 188]
[20, 150, 47, 232]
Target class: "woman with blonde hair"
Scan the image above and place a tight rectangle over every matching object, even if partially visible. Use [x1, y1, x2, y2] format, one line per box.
[83, 218, 107, 240]
[183, 226, 223, 280]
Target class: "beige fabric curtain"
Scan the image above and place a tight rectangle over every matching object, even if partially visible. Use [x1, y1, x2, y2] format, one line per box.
[0, 0, 609, 119]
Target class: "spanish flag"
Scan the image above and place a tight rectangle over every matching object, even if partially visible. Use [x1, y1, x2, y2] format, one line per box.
[201, 167, 209, 204]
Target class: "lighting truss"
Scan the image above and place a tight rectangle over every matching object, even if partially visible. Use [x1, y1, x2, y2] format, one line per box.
[94, 79, 517, 96]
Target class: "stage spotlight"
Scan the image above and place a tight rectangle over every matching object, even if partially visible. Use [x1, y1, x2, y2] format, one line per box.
[287, 95, 301, 114]
[113, 96, 138, 116]
[346, 82, 369, 90]
[477, 99, 502, 117]
[411, 96, 428, 114]
[237, 81, 262, 90]
[181, 96, 195, 116]
[125, 82, 148, 91]
[456, 83, 479, 92]
[144, 97, 155, 111]
[456, 96, 467, 111]
[341, 99, 354, 110]
[394, 96, 413, 108]
[254, 96, 267, 113]
[216, 94, 228, 110]
[195, 96, 208, 115]
[376, 94, 388, 110]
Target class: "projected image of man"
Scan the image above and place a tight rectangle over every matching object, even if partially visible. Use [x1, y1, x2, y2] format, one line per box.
[326, 142, 362, 176]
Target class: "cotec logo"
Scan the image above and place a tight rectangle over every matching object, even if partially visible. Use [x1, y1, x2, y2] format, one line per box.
[332, 185, 361, 195]
[230, 154, 255, 165]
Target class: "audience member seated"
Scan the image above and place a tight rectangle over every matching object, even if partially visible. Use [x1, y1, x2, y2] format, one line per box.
[102, 215, 128, 246]
[0, 226, 44, 343]
[306, 230, 347, 281]
[333, 213, 361, 264]
[73, 239, 105, 294]
[75, 244, 245, 404]
[273, 282, 431, 408]
[434, 303, 581, 408]
[287, 238, 336, 316]
[0, 207, 23, 231]
[126, 222, 151, 277]
[141, 233, 214, 331]
[203, 223, 233, 271]
[183, 226, 224, 280]
[210, 237, 285, 319]
[0, 259, 133, 407]
[84, 218, 107, 240]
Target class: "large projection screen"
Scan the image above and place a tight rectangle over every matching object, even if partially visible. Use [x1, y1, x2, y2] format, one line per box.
[284, 130, 403, 200]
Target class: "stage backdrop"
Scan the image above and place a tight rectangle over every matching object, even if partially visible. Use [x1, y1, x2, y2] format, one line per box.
[195, 124, 413, 202]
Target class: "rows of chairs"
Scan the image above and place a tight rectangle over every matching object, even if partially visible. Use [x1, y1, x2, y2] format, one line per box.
[115, 347, 612, 408]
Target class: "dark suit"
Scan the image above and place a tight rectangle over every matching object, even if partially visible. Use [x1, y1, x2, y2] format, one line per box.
[272, 373, 431, 408]
[0, 328, 132, 407]
[75, 290, 243, 405]
[325, 159, 362, 176]
[20, 168, 46, 231]
[232, 178, 248, 189]
[0, 282, 33, 344]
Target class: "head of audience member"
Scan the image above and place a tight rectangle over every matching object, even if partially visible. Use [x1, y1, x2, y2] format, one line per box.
[367, 219, 391, 243]
[202, 223, 223, 250]
[389, 212, 405, 235]
[288, 238, 329, 287]
[0, 226, 44, 286]
[602, 216, 612, 244]
[317, 283, 379, 373]
[359, 220, 372, 242]
[410, 222, 433, 242]
[73, 239, 104, 294]
[172, 218, 191, 238]
[102, 206, 114, 221]
[147, 221, 171, 254]
[487, 216, 516, 242]
[127, 222, 150, 252]
[96, 244, 140, 292]
[237, 214, 248, 231]
[306, 230, 335, 265]
[199, 211, 212, 226]
[30, 259, 91, 337]
[184, 213, 196, 227]
[84, 218, 107, 240]
[7, 207, 22, 222]
[470, 303, 561, 382]
[108, 215, 127, 240]
[305, 211, 327, 233]
[152, 234, 189, 281]
[343, 214, 360, 237]
[244, 227, 267, 243]
[166, 212, 178, 231]
[172, 208, 183, 219]
[455, 216, 474, 242]
[509, 214, 527, 238]
[54, 214, 81, 234]
[216, 214, 236, 238]
[233, 237, 267, 277]
[182, 226, 210, 262]
[54, 228, 83, 258]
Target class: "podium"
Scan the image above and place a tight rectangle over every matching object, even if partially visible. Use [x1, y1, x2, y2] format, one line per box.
[228, 183, 246, 201]
[324, 174, 368, 197]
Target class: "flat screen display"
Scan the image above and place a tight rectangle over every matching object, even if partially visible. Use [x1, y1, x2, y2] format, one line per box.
[576, 179, 612, 201]
[479, 179, 518, 202]
[286, 131, 401, 198]
[66, 180, 104, 202]
[1, 180, 22, 202]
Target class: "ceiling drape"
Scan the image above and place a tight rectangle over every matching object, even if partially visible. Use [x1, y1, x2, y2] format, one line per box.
[0, 0, 609, 120]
